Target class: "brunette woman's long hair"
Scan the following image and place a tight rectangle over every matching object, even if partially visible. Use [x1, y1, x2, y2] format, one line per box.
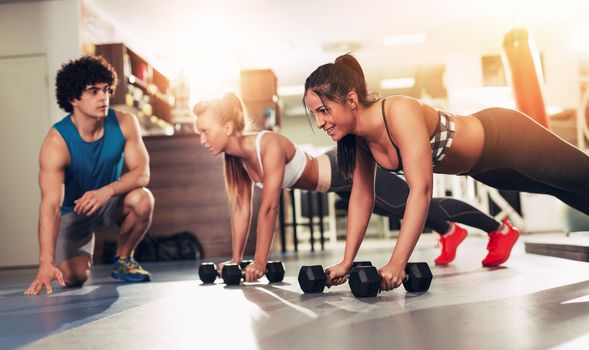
[303, 54, 379, 180]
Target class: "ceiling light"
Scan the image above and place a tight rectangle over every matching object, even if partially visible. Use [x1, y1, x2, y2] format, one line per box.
[278, 85, 305, 96]
[321, 41, 361, 52]
[383, 33, 427, 46]
[380, 78, 415, 90]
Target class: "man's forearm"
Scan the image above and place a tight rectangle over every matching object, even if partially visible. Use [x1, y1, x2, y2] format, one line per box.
[105, 167, 149, 197]
[38, 202, 61, 265]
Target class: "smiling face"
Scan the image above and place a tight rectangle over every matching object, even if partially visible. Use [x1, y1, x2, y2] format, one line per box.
[70, 82, 112, 118]
[304, 90, 355, 141]
[195, 110, 230, 156]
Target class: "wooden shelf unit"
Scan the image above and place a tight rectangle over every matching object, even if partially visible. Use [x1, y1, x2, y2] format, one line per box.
[95, 43, 173, 123]
[240, 69, 281, 130]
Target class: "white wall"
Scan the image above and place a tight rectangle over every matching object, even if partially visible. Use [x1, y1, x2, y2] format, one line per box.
[0, 0, 81, 267]
[0, 0, 81, 123]
[0, 55, 50, 267]
[281, 115, 335, 149]
[543, 45, 580, 108]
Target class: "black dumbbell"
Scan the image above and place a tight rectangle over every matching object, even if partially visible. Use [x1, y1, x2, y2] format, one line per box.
[402, 262, 433, 292]
[222, 261, 286, 285]
[198, 259, 270, 284]
[298, 261, 373, 294]
[266, 261, 286, 282]
[221, 263, 242, 285]
[198, 261, 243, 284]
[198, 262, 218, 284]
[348, 266, 380, 297]
[348, 262, 433, 298]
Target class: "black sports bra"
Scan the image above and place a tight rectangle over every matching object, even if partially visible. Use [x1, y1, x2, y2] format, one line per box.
[379, 98, 456, 174]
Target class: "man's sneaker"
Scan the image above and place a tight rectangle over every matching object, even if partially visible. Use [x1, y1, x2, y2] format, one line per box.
[482, 219, 520, 267]
[111, 256, 151, 282]
[434, 223, 468, 265]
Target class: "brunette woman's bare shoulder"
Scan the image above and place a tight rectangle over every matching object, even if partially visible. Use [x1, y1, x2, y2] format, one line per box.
[386, 95, 422, 108]
[385, 95, 425, 117]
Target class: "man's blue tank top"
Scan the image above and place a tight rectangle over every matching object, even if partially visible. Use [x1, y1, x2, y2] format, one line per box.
[53, 108, 125, 215]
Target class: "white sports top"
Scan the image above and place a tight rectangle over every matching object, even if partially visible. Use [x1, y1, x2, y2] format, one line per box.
[243, 131, 307, 189]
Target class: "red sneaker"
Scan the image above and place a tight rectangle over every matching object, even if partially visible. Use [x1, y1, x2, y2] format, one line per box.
[434, 223, 468, 265]
[482, 219, 520, 267]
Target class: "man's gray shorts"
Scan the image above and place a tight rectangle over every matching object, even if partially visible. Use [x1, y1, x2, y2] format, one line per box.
[55, 196, 123, 265]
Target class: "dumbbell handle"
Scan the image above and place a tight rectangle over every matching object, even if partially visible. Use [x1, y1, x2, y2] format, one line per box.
[225, 261, 285, 285]
[237, 265, 269, 276]
[225, 262, 281, 276]
[351, 266, 411, 281]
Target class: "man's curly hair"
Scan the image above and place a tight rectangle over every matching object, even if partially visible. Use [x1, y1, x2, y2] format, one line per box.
[55, 55, 118, 113]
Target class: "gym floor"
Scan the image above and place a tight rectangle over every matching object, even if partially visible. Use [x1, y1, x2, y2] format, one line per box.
[2, 235, 589, 350]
